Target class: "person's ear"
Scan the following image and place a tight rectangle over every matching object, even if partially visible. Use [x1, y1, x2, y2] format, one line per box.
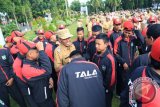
[105, 42, 109, 48]
[150, 37, 154, 42]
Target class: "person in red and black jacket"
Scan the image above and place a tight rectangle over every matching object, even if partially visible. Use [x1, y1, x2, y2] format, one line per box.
[120, 37, 160, 107]
[21, 42, 55, 107]
[0, 48, 27, 107]
[9, 30, 24, 59]
[109, 18, 123, 47]
[13, 40, 39, 107]
[92, 33, 116, 107]
[73, 27, 87, 58]
[87, 25, 102, 61]
[33, 29, 48, 44]
[44, 31, 59, 92]
[114, 21, 138, 96]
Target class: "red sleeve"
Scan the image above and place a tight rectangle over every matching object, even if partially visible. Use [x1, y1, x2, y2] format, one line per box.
[107, 54, 116, 87]
[13, 57, 25, 82]
[45, 43, 54, 62]
[113, 36, 122, 54]
[22, 64, 46, 80]
[10, 45, 19, 54]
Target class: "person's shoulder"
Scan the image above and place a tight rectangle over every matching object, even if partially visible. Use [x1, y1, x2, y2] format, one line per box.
[131, 66, 146, 79]
[54, 45, 61, 53]
[0, 48, 8, 54]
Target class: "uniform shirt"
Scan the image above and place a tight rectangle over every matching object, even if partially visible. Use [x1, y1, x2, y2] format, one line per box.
[54, 44, 75, 72]
[57, 57, 106, 107]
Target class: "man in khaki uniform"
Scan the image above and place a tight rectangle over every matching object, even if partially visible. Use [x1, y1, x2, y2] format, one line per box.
[77, 19, 83, 27]
[54, 28, 75, 74]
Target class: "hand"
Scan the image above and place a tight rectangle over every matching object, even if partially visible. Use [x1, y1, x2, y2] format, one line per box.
[6, 78, 14, 86]
[36, 42, 44, 51]
[134, 51, 139, 60]
[49, 78, 54, 89]
[123, 63, 129, 70]
[13, 37, 22, 43]
[56, 41, 60, 46]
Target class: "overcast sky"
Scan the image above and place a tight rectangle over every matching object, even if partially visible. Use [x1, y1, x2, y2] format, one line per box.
[68, 0, 88, 6]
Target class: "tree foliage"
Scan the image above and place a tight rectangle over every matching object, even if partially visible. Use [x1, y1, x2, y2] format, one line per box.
[70, 0, 81, 12]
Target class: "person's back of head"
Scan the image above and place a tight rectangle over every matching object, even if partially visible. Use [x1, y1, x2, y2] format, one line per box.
[69, 50, 82, 60]
[92, 25, 102, 37]
[147, 24, 160, 40]
[92, 25, 102, 33]
[150, 37, 160, 70]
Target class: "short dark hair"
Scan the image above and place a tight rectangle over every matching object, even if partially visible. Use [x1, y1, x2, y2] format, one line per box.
[92, 25, 102, 32]
[150, 56, 160, 70]
[77, 27, 84, 32]
[69, 50, 82, 58]
[147, 24, 160, 40]
[96, 33, 109, 43]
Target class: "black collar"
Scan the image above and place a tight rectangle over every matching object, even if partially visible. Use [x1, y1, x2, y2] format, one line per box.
[71, 57, 86, 63]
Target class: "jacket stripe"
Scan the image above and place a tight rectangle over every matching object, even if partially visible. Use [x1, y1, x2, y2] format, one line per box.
[0, 65, 9, 80]
[107, 54, 116, 87]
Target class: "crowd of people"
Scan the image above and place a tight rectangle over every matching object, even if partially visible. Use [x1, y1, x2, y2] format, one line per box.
[1, 9, 160, 107]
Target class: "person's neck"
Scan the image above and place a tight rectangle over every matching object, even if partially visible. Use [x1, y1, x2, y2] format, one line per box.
[99, 49, 107, 56]
[78, 38, 83, 41]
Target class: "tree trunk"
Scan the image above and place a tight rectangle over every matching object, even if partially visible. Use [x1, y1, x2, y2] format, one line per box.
[13, 12, 19, 30]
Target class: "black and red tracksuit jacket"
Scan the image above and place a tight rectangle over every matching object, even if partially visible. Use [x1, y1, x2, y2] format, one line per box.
[43, 42, 56, 63]
[114, 34, 138, 67]
[87, 36, 113, 61]
[86, 37, 96, 61]
[110, 30, 122, 47]
[10, 44, 19, 59]
[120, 66, 160, 107]
[92, 50, 116, 91]
[73, 38, 87, 57]
[22, 51, 52, 103]
[33, 37, 48, 44]
[0, 48, 14, 83]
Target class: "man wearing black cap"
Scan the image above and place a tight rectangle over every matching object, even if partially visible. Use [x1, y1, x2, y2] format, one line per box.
[87, 25, 102, 61]
[57, 50, 106, 107]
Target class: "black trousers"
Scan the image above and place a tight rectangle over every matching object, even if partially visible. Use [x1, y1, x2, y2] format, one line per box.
[106, 91, 113, 107]
[37, 98, 55, 107]
[0, 81, 27, 107]
[15, 77, 55, 107]
[116, 67, 130, 96]
[15, 77, 39, 107]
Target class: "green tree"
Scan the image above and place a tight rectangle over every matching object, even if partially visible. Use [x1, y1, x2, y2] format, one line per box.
[105, 0, 121, 11]
[70, 0, 81, 12]
[91, 0, 102, 13]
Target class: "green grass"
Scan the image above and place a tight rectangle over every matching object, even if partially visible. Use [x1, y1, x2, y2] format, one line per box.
[11, 18, 120, 107]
